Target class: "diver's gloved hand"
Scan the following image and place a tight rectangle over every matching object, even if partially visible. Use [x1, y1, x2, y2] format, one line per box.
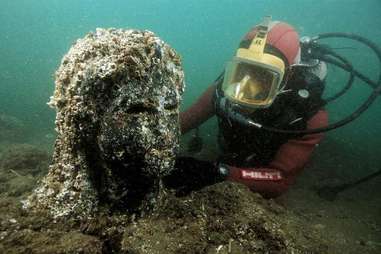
[163, 157, 227, 196]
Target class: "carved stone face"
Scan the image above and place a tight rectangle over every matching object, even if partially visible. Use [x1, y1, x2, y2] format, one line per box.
[97, 79, 181, 179]
[86, 31, 185, 209]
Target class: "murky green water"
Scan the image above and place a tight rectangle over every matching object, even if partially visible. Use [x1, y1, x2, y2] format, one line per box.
[0, 0, 380, 178]
[0, 0, 381, 179]
[0, 1, 380, 253]
[0, 0, 381, 149]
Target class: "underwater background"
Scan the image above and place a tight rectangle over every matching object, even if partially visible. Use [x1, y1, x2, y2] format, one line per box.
[0, 1, 380, 253]
[1, 0, 381, 191]
[1, 0, 381, 174]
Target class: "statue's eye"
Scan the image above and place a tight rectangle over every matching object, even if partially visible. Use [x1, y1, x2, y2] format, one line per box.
[164, 103, 177, 110]
[126, 103, 157, 114]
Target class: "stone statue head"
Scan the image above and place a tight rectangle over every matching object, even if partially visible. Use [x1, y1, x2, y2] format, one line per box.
[27, 28, 184, 217]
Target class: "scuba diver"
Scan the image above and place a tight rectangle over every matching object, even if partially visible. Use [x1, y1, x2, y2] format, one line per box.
[163, 16, 381, 199]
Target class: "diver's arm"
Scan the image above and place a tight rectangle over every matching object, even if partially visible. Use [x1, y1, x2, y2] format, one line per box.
[180, 84, 216, 134]
[225, 110, 328, 198]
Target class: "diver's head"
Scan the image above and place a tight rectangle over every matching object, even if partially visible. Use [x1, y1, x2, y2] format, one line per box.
[222, 16, 300, 109]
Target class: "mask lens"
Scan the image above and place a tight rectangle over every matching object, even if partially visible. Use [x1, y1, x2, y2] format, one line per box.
[223, 60, 280, 107]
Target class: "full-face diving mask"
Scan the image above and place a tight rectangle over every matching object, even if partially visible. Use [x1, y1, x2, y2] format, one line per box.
[222, 17, 286, 108]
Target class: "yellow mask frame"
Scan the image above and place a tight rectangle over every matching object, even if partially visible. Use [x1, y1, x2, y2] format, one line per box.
[222, 16, 286, 108]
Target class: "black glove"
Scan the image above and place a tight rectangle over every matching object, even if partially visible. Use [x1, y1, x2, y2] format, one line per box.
[163, 157, 226, 196]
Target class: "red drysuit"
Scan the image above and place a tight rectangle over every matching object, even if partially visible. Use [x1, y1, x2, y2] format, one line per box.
[180, 84, 328, 198]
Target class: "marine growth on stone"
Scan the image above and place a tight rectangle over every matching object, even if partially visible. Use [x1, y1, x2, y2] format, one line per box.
[25, 28, 185, 219]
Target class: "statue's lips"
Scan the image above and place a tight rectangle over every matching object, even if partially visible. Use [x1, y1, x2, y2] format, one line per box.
[98, 130, 175, 177]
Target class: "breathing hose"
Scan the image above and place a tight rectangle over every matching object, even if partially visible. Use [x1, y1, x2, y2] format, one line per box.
[245, 32, 381, 134]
